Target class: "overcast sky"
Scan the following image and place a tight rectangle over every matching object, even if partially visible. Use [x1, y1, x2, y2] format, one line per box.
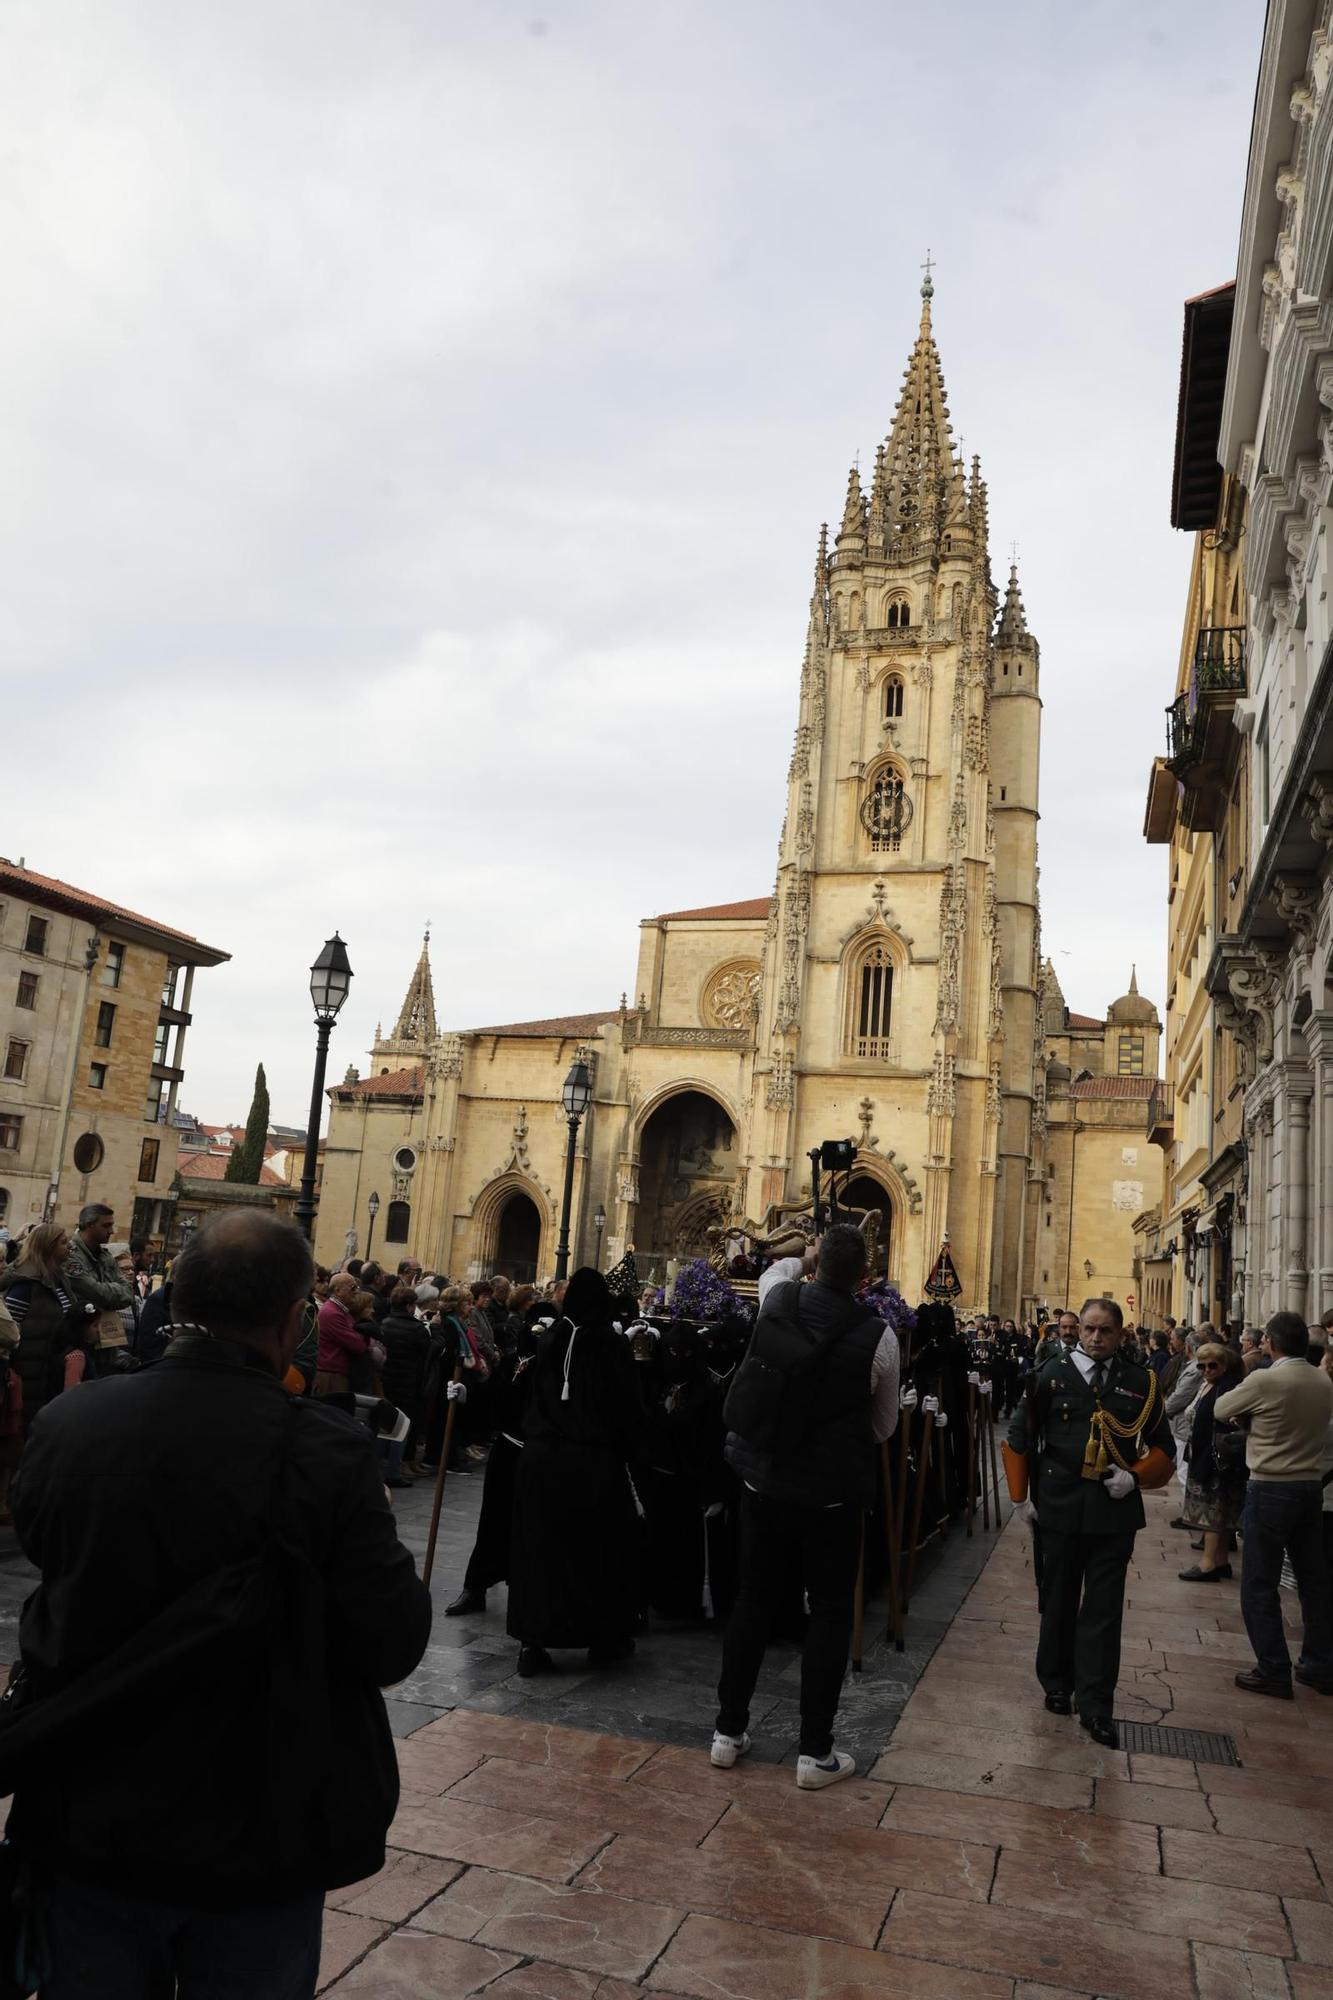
[2, 0, 1262, 1126]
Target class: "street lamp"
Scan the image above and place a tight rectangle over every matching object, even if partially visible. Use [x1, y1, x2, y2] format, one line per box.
[366, 1190, 381, 1261]
[554, 1057, 593, 1281]
[593, 1202, 606, 1269]
[294, 934, 353, 1243]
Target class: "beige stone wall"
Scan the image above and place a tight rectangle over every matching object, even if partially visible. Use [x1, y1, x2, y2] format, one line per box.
[0, 898, 90, 1230]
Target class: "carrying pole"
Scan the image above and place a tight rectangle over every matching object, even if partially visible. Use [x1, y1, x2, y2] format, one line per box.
[422, 1365, 464, 1589]
[850, 1518, 866, 1674]
[903, 1406, 936, 1611]
[881, 1440, 904, 1651]
[965, 1381, 977, 1538]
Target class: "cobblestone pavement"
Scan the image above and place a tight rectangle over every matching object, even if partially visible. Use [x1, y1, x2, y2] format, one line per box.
[320, 1468, 1333, 2000]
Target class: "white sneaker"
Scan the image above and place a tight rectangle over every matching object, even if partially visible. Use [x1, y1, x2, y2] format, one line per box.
[796, 1750, 856, 1790]
[710, 1730, 751, 1769]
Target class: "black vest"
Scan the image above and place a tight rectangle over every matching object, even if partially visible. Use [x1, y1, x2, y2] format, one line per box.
[727, 1280, 886, 1508]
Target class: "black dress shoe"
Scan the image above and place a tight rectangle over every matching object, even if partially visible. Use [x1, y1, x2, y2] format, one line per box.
[1178, 1564, 1232, 1582]
[1079, 1714, 1119, 1748]
[1295, 1667, 1333, 1695]
[444, 1588, 487, 1617]
[1168, 1517, 1191, 1530]
[1043, 1692, 1072, 1715]
[1234, 1667, 1293, 1699]
[587, 1637, 636, 1667]
[516, 1646, 555, 1678]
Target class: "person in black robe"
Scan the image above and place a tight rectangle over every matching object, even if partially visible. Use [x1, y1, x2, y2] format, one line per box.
[443, 1319, 540, 1615]
[506, 1268, 645, 1676]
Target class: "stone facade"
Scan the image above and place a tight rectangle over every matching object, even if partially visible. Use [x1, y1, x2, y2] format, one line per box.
[0, 859, 228, 1242]
[316, 285, 1159, 1315]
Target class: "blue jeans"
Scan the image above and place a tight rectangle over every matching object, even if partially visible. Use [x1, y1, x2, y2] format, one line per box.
[42, 1874, 324, 1999]
[1240, 1479, 1333, 1684]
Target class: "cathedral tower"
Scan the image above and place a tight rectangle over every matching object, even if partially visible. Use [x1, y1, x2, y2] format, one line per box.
[751, 275, 1043, 1310]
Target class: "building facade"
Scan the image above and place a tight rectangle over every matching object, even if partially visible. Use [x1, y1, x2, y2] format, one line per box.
[1141, 284, 1252, 1330]
[1207, 0, 1333, 1324]
[0, 859, 228, 1242]
[316, 284, 1160, 1314]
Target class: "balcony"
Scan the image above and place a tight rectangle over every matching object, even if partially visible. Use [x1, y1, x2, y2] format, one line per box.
[1162, 627, 1246, 834]
[1147, 1082, 1174, 1147]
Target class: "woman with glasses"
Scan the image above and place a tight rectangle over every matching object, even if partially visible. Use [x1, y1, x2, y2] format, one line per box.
[1179, 1343, 1247, 1581]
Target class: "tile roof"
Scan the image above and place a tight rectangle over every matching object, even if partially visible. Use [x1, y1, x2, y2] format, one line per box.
[1066, 1012, 1103, 1030]
[178, 1151, 287, 1187]
[464, 1009, 622, 1039]
[335, 1065, 424, 1100]
[652, 898, 770, 923]
[0, 859, 229, 963]
[1069, 1076, 1157, 1100]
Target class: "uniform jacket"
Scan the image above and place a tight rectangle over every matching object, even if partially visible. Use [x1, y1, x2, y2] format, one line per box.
[1007, 1350, 1175, 1535]
[63, 1235, 133, 1314]
[8, 1333, 432, 1907]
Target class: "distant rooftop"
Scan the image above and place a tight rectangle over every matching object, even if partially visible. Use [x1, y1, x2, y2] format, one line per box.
[652, 898, 770, 923]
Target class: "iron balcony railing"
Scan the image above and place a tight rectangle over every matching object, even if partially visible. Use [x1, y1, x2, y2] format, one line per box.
[1164, 627, 1247, 769]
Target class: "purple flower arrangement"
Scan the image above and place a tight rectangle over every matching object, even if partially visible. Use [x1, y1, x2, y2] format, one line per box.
[858, 1278, 917, 1334]
[661, 1258, 742, 1321]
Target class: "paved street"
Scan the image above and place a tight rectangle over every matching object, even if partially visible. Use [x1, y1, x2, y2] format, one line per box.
[319, 1468, 1333, 2000]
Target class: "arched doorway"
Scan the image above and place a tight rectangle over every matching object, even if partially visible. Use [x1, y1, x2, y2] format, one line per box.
[495, 1191, 541, 1284]
[636, 1089, 737, 1278]
[836, 1173, 892, 1279]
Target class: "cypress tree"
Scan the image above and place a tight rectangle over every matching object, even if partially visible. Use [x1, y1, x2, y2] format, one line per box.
[224, 1062, 270, 1184]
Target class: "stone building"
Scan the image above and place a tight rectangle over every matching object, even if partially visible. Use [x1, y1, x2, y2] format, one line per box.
[316, 282, 1159, 1315]
[1202, 0, 1333, 1324]
[0, 858, 229, 1241]
[1140, 282, 1252, 1329]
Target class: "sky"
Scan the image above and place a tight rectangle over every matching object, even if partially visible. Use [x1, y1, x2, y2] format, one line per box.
[1, 0, 1264, 1126]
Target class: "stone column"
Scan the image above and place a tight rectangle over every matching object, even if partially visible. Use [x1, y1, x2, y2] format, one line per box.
[1306, 1014, 1333, 1315]
[1284, 1078, 1313, 1321]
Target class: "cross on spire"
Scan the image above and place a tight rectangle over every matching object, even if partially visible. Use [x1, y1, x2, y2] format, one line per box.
[920, 247, 935, 299]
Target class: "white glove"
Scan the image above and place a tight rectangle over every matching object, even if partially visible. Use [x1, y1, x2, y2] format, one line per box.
[899, 1387, 918, 1410]
[1103, 1466, 1135, 1500]
[447, 1380, 468, 1404]
[967, 1371, 982, 1386]
[1015, 1499, 1038, 1532]
[935, 1411, 949, 1429]
[978, 1378, 993, 1398]
[922, 1395, 940, 1415]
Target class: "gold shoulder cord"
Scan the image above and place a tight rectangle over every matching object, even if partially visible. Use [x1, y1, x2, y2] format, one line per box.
[1082, 1366, 1161, 1481]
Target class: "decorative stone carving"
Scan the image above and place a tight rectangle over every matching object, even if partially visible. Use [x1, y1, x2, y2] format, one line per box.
[702, 960, 762, 1031]
[617, 1167, 639, 1205]
[429, 1035, 464, 1080]
[1275, 874, 1320, 950]
[927, 1050, 956, 1118]
[1301, 777, 1333, 849]
[765, 1055, 794, 1108]
[858, 1096, 876, 1148]
[986, 1059, 1003, 1123]
[511, 1106, 531, 1172]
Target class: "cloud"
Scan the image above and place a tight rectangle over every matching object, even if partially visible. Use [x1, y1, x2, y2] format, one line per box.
[0, 0, 1263, 1119]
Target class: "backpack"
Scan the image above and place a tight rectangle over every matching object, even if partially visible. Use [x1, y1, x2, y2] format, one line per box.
[723, 1284, 868, 1460]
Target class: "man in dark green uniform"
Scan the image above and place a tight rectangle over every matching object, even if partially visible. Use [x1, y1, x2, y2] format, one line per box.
[1003, 1298, 1175, 1748]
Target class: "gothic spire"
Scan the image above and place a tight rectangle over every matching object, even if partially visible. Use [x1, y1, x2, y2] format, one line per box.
[392, 928, 438, 1047]
[997, 561, 1030, 644]
[880, 281, 954, 554]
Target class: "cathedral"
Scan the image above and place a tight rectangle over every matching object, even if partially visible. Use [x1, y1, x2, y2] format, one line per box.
[317, 280, 1160, 1317]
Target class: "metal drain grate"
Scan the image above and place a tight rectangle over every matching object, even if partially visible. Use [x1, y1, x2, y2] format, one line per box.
[1117, 1721, 1240, 1766]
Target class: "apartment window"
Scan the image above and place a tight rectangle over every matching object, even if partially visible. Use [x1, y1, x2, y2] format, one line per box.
[0, 1116, 22, 1153]
[0, 1189, 8, 1225]
[102, 941, 125, 988]
[23, 915, 48, 957]
[15, 971, 37, 1010]
[161, 963, 181, 1009]
[153, 1021, 171, 1066]
[145, 1080, 167, 1124]
[3, 1040, 28, 1082]
[72, 1132, 104, 1173]
[138, 1138, 160, 1182]
[89, 1063, 108, 1091]
[95, 1002, 116, 1049]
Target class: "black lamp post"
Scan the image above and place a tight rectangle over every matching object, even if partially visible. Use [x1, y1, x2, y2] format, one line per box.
[366, 1190, 381, 1261]
[294, 934, 353, 1243]
[593, 1202, 606, 1270]
[554, 1057, 593, 1281]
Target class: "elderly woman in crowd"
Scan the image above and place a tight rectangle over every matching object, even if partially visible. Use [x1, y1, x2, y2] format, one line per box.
[0, 1222, 88, 1434]
[1178, 1342, 1247, 1582]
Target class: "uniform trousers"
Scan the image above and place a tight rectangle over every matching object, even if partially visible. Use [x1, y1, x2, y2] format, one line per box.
[1035, 1527, 1135, 1720]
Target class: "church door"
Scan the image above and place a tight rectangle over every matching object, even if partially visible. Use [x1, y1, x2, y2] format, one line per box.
[495, 1192, 541, 1284]
[835, 1174, 892, 1279]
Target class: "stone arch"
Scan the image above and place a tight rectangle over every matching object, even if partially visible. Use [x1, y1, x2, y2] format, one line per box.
[467, 1171, 552, 1277]
[835, 1154, 907, 1286]
[628, 1082, 741, 1279]
[630, 1077, 742, 1152]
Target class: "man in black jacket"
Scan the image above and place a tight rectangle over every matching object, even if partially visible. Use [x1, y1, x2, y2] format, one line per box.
[713, 1225, 899, 1790]
[10, 1210, 433, 2000]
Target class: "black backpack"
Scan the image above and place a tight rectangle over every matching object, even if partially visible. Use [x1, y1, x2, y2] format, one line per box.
[723, 1284, 866, 1460]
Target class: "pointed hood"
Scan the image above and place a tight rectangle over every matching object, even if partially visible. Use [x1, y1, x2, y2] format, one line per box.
[392, 930, 438, 1046]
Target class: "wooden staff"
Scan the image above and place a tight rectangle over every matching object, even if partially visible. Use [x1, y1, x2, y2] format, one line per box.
[986, 1387, 1003, 1527]
[903, 1402, 937, 1612]
[965, 1381, 977, 1538]
[422, 1364, 464, 1589]
[978, 1382, 992, 1531]
[850, 1517, 866, 1675]
[880, 1440, 904, 1651]
[894, 1405, 912, 1613]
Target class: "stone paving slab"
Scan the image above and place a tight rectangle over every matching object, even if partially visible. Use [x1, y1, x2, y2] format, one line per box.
[317, 1453, 1333, 1996]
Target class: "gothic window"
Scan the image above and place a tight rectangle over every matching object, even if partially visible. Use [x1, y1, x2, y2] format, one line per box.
[1118, 1034, 1144, 1076]
[883, 675, 904, 720]
[846, 942, 894, 1060]
[859, 763, 913, 853]
[886, 597, 911, 629]
[385, 1199, 411, 1243]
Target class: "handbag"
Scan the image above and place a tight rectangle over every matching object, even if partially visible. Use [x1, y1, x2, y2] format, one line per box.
[1213, 1423, 1248, 1475]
